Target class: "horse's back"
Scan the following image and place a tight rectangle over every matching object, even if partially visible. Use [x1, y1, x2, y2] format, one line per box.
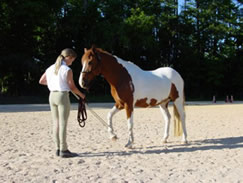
[151, 67, 183, 82]
[151, 67, 184, 96]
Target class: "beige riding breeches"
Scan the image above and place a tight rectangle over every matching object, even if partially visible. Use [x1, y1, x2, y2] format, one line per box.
[49, 91, 70, 151]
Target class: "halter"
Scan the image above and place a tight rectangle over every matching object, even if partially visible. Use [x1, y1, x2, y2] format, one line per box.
[81, 51, 101, 74]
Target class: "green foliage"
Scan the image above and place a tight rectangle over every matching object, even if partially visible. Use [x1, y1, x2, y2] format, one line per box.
[125, 8, 155, 30]
[0, 0, 242, 102]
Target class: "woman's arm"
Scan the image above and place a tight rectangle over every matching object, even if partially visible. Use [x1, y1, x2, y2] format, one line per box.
[67, 70, 85, 99]
[39, 72, 47, 85]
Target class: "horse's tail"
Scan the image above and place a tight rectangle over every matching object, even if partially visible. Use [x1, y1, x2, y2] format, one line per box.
[173, 93, 185, 136]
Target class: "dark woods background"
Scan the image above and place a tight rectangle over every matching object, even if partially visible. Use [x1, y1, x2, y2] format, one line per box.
[0, 0, 242, 103]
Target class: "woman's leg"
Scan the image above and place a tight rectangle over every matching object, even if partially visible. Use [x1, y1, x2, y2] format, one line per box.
[57, 92, 70, 151]
[49, 92, 60, 151]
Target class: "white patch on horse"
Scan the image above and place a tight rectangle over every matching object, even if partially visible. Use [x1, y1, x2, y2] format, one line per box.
[114, 56, 172, 104]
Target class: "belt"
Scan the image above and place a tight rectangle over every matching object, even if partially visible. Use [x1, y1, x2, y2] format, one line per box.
[52, 90, 69, 92]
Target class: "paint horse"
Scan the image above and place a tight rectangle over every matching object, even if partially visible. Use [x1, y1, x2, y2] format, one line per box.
[79, 47, 187, 148]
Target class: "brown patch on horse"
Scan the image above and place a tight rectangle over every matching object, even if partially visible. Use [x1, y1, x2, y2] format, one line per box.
[169, 83, 179, 101]
[135, 84, 178, 108]
[135, 98, 149, 107]
[150, 99, 157, 106]
[95, 48, 134, 118]
[135, 98, 160, 107]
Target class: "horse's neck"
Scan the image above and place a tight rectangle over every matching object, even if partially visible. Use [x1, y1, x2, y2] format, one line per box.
[100, 54, 128, 87]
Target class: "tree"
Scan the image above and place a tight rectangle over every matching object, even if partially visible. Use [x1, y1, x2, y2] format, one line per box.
[178, 0, 242, 99]
[0, 0, 242, 100]
[0, 0, 64, 95]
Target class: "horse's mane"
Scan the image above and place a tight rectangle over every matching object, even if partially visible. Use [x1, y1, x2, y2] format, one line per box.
[95, 47, 141, 71]
[95, 47, 113, 56]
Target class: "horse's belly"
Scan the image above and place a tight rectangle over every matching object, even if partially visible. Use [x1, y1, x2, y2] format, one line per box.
[133, 76, 171, 107]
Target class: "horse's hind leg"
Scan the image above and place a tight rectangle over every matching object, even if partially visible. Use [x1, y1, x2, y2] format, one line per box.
[159, 102, 171, 143]
[107, 105, 120, 141]
[174, 99, 187, 144]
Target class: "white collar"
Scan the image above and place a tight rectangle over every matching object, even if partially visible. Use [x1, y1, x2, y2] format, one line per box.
[62, 60, 67, 66]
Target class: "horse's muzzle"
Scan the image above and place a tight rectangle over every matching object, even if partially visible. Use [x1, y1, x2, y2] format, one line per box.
[81, 80, 88, 89]
[81, 79, 92, 90]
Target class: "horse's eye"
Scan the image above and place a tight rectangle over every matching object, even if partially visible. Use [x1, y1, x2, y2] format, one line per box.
[88, 61, 93, 66]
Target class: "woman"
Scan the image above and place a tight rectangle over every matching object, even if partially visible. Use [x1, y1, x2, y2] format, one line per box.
[39, 48, 85, 158]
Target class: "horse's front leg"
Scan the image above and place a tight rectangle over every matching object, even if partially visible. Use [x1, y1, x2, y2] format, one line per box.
[107, 105, 119, 141]
[125, 106, 134, 148]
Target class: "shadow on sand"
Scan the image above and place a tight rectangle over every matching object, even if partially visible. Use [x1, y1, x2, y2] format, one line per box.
[77, 136, 243, 158]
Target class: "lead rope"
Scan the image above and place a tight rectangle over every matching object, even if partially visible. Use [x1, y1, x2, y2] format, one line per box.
[85, 104, 109, 128]
[77, 98, 87, 127]
[71, 92, 109, 128]
[71, 92, 124, 147]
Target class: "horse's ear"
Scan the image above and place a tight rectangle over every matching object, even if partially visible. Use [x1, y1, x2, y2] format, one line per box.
[91, 44, 97, 49]
[84, 48, 88, 53]
[92, 46, 101, 61]
[91, 44, 97, 53]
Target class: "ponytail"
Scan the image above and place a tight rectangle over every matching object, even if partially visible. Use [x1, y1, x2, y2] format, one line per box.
[54, 55, 64, 75]
[54, 48, 77, 75]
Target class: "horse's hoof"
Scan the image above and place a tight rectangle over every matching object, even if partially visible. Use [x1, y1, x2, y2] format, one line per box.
[125, 143, 133, 149]
[111, 135, 118, 141]
[162, 139, 168, 144]
[181, 140, 188, 144]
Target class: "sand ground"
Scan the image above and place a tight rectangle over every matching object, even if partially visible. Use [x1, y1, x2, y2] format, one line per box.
[0, 102, 243, 183]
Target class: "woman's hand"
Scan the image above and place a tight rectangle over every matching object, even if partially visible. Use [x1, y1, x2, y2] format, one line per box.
[67, 70, 85, 99]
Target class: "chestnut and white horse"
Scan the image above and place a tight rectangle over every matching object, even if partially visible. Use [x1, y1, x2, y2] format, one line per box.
[79, 47, 187, 148]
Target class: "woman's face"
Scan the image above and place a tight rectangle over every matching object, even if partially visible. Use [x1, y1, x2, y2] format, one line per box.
[65, 56, 76, 66]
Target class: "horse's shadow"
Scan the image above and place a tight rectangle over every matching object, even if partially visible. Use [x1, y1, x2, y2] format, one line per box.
[77, 136, 243, 158]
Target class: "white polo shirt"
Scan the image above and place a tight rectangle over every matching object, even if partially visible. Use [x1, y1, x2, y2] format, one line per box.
[46, 61, 71, 91]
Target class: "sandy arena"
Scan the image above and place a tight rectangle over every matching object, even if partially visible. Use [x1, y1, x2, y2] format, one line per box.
[0, 102, 243, 182]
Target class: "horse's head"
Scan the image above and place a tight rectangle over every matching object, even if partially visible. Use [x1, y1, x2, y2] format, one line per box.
[79, 46, 102, 89]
